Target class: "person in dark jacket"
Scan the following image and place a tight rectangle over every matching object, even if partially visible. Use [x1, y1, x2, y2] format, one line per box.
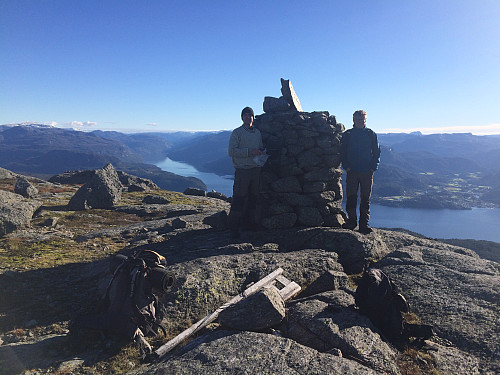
[340, 110, 381, 234]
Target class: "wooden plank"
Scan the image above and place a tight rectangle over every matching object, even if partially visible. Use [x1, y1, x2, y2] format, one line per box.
[275, 274, 291, 286]
[271, 274, 301, 300]
[241, 267, 284, 297]
[269, 284, 281, 296]
[154, 268, 284, 358]
[279, 281, 301, 301]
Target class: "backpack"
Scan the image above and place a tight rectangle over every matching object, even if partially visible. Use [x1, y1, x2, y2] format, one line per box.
[73, 250, 175, 358]
[355, 267, 421, 341]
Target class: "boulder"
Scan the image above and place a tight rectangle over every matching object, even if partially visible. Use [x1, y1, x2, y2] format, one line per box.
[117, 170, 158, 192]
[263, 96, 291, 113]
[206, 191, 228, 201]
[171, 218, 187, 230]
[218, 287, 285, 331]
[14, 176, 38, 198]
[142, 195, 171, 205]
[202, 211, 228, 229]
[0, 334, 69, 374]
[253, 227, 391, 274]
[183, 187, 206, 197]
[0, 190, 42, 236]
[130, 331, 378, 375]
[67, 163, 122, 210]
[48, 170, 96, 185]
[301, 270, 352, 297]
[49, 169, 157, 193]
[425, 341, 481, 375]
[283, 290, 400, 374]
[296, 228, 390, 273]
[0, 167, 15, 179]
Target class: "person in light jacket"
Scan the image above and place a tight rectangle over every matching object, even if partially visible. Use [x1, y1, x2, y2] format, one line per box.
[340, 110, 381, 234]
[228, 107, 264, 238]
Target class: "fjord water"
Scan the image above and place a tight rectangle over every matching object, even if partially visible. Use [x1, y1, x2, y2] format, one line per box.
[155, 157, 234, 196]
[156, 157, 500, 243]
[369, 205, 500, 242]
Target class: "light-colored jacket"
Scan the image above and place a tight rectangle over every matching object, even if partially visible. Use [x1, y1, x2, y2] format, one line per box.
[228, 125, 264, 169]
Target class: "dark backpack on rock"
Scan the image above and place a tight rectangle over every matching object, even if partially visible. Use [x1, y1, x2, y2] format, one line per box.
[355, 267, 433, 342]
[72, 250, 175, 357]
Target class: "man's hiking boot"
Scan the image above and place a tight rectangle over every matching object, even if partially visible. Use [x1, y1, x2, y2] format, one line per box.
[342, 221, 357, 230]
[358, 225, 373, 234]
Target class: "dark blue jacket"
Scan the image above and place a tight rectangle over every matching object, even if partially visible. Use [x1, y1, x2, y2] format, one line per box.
[340, 127, 381, 173]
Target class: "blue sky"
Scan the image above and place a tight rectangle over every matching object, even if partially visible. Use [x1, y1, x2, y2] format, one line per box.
[1, 0, 499, 134]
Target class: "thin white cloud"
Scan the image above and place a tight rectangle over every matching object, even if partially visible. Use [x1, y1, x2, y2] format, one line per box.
[64, 121, 98, 128]
[147, 122, 159, 127]
[380, 123, 500, 135]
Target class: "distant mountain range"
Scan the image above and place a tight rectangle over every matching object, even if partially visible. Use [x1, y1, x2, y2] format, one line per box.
[0, 124, 206, 192]
[2, 124, 499, 207]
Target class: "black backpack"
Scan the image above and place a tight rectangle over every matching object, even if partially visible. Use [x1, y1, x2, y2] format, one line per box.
[355, 267, 432, 342]
[73, 250, 175, 357]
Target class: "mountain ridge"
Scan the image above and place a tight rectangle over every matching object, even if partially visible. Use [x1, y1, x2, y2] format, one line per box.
[0, 124, 206, 192]
[2, 123, 500, 208]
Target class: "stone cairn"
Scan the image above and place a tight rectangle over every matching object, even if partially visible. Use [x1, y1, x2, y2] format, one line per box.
[254, 79, 345, 229]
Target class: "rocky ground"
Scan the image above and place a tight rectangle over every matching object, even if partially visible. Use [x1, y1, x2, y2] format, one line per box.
[0, 167, 499, 374]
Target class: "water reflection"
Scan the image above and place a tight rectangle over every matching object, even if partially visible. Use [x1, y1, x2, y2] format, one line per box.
[370, 205, 500, 242]
[155, 157, 234, 196]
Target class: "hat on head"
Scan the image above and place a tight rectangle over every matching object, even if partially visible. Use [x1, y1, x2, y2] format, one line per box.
[241, 106, 254, 118]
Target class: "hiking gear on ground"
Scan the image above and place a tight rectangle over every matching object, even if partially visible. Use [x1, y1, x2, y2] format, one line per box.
[355, 267, 433, 342]
[72, 250, 175, 358]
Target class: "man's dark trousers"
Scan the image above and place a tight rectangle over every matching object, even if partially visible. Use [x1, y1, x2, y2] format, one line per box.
[345, 170, 374, 227]
[229, 167, 261, 230]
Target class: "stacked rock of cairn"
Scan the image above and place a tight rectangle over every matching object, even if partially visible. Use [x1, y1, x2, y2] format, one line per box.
[254, 79, 346, 229]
